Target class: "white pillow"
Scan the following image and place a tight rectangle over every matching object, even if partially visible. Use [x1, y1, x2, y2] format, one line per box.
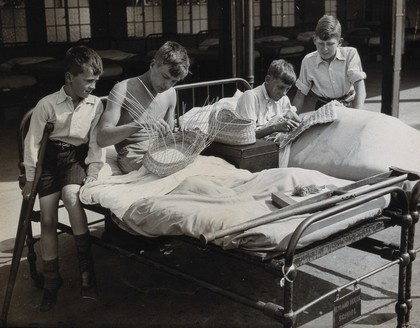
[198, 38, 219, 50]
[289, 106, 420, 180]
[1, 56, 55, 72]
[297, 31, 315, 42]
[233, 89, 244, 98]
[96, 49, 136, 61]
[255, 35, 289, 43]
[98, 147, 123, 178]
[0, 74, 37, 89]
[178, 96, 241, 133]
[179, 104, 213, 133]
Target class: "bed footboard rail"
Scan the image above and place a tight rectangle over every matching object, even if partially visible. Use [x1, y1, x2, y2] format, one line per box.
[280, 185, 411, 326]
[405, 179, 420, 324]
[200, 171, 419, 327]
[277, 179, 419, 328]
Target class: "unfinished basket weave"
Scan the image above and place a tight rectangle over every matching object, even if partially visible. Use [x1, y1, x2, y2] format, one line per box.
[143, 130, 207, 177]
[209, 108, 256, 146]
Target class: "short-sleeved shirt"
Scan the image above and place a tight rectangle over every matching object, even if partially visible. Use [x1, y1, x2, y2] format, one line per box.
[295, 47, 366, 100]
[236, 84, 293, 128]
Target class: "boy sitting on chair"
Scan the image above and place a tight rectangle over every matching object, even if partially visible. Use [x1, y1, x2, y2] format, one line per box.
[23, 45, 104, 311]
[293, 15, 367, 113]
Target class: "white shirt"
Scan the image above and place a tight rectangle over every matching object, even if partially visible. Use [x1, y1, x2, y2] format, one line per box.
[236, 84, 293, 128]
[24, 87, 104, 180]
[295, 46, 366, 99]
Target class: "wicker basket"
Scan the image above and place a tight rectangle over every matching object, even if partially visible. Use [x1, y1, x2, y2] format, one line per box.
[143, 130, 207, 177]
[209, 108, 256, 146]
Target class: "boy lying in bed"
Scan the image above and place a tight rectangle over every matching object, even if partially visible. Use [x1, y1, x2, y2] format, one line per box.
[236, 59, 301, 139]
[96, 41, 190, 173]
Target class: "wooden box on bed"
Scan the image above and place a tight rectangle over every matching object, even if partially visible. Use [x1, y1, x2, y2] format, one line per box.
[202, 139, 279, 172]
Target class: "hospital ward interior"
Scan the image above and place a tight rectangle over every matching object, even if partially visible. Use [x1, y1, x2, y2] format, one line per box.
[1, 0, 420, 327]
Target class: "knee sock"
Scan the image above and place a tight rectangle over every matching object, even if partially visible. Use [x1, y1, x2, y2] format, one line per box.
[74, 232, 94, 274]
[42, 258, 62, 290]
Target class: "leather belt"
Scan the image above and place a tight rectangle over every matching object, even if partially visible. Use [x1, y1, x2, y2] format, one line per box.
[50, 140, 77, 151]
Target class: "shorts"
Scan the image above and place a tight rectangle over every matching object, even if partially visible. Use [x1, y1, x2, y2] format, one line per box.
[37, 140, 88, 198]
[116, 143, 148, 174]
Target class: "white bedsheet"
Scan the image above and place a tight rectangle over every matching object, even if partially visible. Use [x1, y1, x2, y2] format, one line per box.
[80, 156, 389, 252]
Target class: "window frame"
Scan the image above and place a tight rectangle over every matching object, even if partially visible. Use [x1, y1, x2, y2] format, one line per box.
[176, 0, 208, 34]
[0, 3, 28, 44]
[44, 0, 91, 43]
[126, 0, 163, 38]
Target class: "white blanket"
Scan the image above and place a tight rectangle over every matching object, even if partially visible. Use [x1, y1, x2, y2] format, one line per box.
[289, 106, 420, 180]
[80, 156, 388, 252]
[81, 156, 251, 218]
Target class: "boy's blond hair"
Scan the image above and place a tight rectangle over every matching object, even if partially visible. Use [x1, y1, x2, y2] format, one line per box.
[267, 59, 296, 85]
[64, 45, 103, 76]
[154, 41, 190, 80]
[315, 15, 342, 41]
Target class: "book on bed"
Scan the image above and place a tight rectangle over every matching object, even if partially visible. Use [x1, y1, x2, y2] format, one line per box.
[271, 184, 338, 208]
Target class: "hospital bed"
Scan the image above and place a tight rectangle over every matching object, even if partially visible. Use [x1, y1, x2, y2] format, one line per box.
[1, 78, 419, 328]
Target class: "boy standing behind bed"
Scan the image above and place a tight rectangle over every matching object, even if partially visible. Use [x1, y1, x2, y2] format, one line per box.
[293, 15, 367, 113]
[236, 59, 301, 139]
[23, 45, 104, 312]
[96, 41, 190, 173]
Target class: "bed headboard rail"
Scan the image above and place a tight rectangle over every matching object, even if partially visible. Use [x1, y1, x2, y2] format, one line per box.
[99, 78, 251, 129]
[174, 78, 251, 123]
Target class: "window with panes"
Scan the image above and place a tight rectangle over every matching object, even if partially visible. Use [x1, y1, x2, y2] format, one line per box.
[253, 0, 261, 27]
[176, 0, 208, 34]
[126, 0, 162, 37]
[0, 1, 27, 43]
[44, 0, 91, 43]
[325, 0, 337, 16]
[271, 0, 295, 27]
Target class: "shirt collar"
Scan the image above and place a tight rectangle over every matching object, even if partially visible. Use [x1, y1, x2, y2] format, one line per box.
[56, 86, 96, 105]
[262, 83, 271, 101]
[316, 47, 345, 66]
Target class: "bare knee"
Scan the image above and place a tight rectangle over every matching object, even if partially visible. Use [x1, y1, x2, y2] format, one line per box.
[39, 192, 60, 232]
[40, 212, 58, 233]
[61, 185, 81, 208]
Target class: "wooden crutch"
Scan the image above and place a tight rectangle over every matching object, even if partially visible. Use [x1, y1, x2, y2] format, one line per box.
[0, 121, 53, 327]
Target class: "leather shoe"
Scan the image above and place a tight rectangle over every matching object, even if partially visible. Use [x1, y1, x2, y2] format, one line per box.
[39, 278, 62, 312]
